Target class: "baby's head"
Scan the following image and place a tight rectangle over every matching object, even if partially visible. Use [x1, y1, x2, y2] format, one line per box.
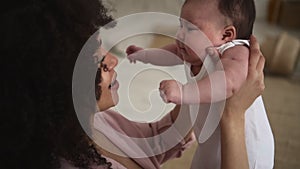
[217, 0, 256, 39]
[181, 0, 255, 45]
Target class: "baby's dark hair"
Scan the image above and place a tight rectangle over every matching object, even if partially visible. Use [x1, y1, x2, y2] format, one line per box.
[217, 0, 256, 39]
[184, 0, 256, 39]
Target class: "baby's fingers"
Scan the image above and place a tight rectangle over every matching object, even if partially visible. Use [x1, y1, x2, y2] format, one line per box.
[159, 80, 167, 90]
[159, 81, 171, 103]
[127, 53, 138, 64]
[159, 89, 168, 103]
[126, 45, 136, 55]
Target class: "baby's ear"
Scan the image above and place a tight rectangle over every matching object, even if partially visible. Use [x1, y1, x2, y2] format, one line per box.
[222, 25, 236, 42]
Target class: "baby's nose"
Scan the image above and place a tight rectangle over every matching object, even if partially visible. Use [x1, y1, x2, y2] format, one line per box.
[176, 28, 185, 41]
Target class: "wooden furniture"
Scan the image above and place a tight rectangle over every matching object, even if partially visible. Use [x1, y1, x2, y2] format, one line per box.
[268, 0, 300, 29]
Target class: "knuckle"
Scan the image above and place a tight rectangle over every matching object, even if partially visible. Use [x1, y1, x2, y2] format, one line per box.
[251, 48, 260, 56]
[260, 82, 265, 91]
[261, 55, 265, 62]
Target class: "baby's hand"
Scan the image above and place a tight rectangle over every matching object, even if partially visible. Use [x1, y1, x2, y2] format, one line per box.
[126, 45, 144, 63]
[159, 80, 183, 104]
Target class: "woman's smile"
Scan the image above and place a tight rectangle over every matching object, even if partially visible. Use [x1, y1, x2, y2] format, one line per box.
[109, 79, 119, 90]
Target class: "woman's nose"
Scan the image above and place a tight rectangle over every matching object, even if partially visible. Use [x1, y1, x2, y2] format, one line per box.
[106, 53, 118, 70]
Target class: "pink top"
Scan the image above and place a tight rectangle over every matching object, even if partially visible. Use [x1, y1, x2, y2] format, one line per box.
[60, 110, 195, 169]
[93, 110, 196, 169]
[60, 158, 113, 169]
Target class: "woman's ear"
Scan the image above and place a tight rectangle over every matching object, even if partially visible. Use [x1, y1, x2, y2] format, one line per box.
[222, 25, 236, 42]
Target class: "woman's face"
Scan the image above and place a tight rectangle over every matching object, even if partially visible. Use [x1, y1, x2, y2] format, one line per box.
[95, 49, 119, 111]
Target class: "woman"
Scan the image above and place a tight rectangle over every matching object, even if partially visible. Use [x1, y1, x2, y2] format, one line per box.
[3, 0, 265, 168]
[2, 0, 113, 169]
[221, 35, 265, 169]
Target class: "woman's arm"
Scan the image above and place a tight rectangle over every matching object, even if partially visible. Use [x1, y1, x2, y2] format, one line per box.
[221, 35, 265, 169]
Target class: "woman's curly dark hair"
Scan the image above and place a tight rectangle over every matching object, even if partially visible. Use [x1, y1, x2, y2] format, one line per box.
[1, 0, 114, 168]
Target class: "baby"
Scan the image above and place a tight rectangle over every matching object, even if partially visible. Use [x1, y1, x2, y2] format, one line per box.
[126, 0, 274, 168]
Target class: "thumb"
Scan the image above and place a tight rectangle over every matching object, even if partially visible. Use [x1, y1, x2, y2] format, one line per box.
[206, 46, 218, 57]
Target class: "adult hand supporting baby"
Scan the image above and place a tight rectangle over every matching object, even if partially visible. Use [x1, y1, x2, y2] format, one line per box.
[224, 35, 265, 112]
[220, 35, 265, 169]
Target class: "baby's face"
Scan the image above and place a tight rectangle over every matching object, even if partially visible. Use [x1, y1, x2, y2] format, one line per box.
[176, 0, 226, 64]
[176, 18, 210, 66]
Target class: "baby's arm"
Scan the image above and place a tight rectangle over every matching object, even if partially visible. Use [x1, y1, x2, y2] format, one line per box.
[183, 46, 249, 104]
[126, 43, 184, 66]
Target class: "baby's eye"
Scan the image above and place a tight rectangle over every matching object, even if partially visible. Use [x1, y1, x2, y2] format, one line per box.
[187, 25, 198, 32]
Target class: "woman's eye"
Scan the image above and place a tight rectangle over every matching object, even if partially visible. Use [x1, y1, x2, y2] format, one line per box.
[98, 55, 108, 71]
[102, 64, 108, 72]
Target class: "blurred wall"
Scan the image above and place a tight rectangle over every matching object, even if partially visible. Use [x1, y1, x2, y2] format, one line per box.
[102, 0, 184, 18]
[255, 0, 269, 20]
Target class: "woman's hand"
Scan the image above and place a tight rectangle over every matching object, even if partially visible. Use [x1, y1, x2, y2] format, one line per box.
[225, 35, 265, 114]
[221, 35, 265, 169]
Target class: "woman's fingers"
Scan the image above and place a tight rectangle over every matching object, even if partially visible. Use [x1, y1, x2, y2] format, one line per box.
[257, 55, 265, 73]
[250, 35, 265, 94]
[249, 35, 261, 73]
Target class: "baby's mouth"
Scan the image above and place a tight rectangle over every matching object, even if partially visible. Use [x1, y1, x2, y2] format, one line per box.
[179, 47, 187, 56]
[177, 43, 187, 55]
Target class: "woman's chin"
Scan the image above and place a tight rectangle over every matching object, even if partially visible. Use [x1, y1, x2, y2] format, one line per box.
[111, 91, 119, 106]
[110, 81, 119, 106]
